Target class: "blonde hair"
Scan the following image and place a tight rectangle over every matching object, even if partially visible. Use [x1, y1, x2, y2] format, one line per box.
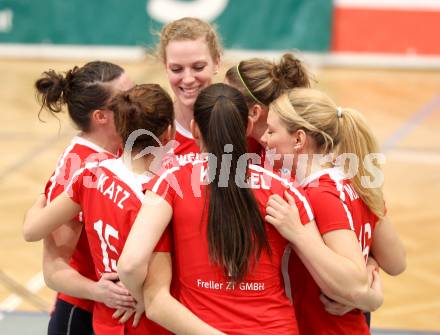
[156, 17, 222, 63]
[225, 53, 311, 106]
[271, 88, 385, 218]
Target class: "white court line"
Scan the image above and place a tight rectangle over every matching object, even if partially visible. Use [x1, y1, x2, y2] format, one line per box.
[0, 272, 45, 312]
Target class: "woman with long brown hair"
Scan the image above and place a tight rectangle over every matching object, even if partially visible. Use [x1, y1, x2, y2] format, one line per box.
[24, 84, 176, 334]
[118, 83, 314, 335]
[31, 61, 134, 335]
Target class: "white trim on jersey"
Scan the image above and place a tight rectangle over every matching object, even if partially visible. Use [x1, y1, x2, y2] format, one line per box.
[298, 168, 336, 188]
[281, 246, 293, 302]
[151, 166, 181, 194]
[249, 164, 314, 222]
[66, 159, 153, 204]
[301, 167, 355, 231]
[46, 136, 113, 202]
[47, 141, 77, 202]
[99, 158, 152, 201]
[73, 136, 114, 155]
[175, 121, 193, 139]
[65, 166, 88, 197]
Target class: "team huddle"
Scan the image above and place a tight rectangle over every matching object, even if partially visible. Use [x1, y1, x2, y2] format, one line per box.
[22, 17, 406, 335]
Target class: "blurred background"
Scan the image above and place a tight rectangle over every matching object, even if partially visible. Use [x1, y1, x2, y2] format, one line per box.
[0, 0, 439, 334]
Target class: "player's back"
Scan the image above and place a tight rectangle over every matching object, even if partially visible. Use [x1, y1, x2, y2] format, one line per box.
[68, 158, 166, 335]
[289, 168, 378, 335]
[148, 161, 314, 335]
[45, 136, 116, 312]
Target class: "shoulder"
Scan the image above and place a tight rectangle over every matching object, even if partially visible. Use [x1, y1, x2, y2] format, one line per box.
[303, 168, 343, 197]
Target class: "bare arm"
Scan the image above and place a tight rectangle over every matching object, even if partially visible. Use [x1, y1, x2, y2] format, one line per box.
[292, 224, 382, 311]
[118, 191, 172, 303]
[144, 252, 225, 335]
[23, 193, 79, 242]
[320, 255, 382, 315]
[370, 216, 406, 276]
[43, 224, 135, 310]
[24, 191, 136, 312]
[266, 192, 383, 311]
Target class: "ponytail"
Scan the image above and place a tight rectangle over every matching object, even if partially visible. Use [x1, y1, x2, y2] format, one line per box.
[34, 61, 125, 132]
[225, 52, 311, 107]
[271, 88, 385, 218]
[35, 69, 70, 117]
[194, 83, 269, 281]
[110, 84, 174, 151]
[335, 108, 385, 218]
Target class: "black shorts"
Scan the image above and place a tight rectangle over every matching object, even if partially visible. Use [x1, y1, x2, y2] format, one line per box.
[47, 299, 93, 335]
[364, 311, 371, 328]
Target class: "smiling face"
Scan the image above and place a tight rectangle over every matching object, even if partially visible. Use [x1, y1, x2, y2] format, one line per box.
[165, 37, 219, 110]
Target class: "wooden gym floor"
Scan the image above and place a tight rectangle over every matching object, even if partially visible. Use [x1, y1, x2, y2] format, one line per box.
[0, 58, 438, 332]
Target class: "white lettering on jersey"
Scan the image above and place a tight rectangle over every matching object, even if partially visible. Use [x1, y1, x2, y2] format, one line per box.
[103, 181, 115, 199]
[93, 220, 119, 272]
[176, 152, 205, 165]
[249, 172, 270, 190]
[200, 164, 209, 183]
[97, 174, 109, 193]
[98, 174, 131, 209]
[344, 184, 359, 201]
[114, 185, 123, 202]
[358, 223, 372, 262]
[117, 190, 130, 210]
[196, 279, 265, 292]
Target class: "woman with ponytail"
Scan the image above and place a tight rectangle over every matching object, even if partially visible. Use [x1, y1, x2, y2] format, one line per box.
[263, 88, 406, 334]
[118, 83, 314, 335]
[28, 61, 134, 335]
[225, 53, 311, 157]
[24, 84, 177, 334]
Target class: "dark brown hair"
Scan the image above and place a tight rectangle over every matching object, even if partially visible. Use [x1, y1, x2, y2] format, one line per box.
[194, 83, 269, 282]
[110, 84, 174, 151]
[225, 53, 310, 106]
[35, 61, 124, 131]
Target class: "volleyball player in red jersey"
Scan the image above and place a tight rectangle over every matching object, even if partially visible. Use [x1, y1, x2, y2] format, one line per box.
[23, 84, 181, 334]
[263, 89, 406, 334]
[156, 17, 221, 165]
[32, 61, 135, 334]
[118, 83, 315, 335]
[224, 53, 311, 163]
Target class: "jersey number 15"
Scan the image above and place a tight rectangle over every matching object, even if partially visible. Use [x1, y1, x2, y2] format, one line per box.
[93, 220, 119, 272]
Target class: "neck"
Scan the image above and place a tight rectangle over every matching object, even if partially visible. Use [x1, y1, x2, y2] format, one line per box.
[293, 152, 329, 183]
[122, 151, 156, 176]
[174, 100, 193, 132]
[79, 131, 119, 155]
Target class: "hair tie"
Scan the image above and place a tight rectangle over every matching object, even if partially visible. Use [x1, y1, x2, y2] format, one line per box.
[236, 64, 264, 105]
[337, 106, 343, 118]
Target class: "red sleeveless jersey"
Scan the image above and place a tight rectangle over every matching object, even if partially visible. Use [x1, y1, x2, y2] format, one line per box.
[45, 136, 115, 312]
[145, 161, 314, 335]
[67, 158, 169, 335]
[288, 168, 379, 335]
